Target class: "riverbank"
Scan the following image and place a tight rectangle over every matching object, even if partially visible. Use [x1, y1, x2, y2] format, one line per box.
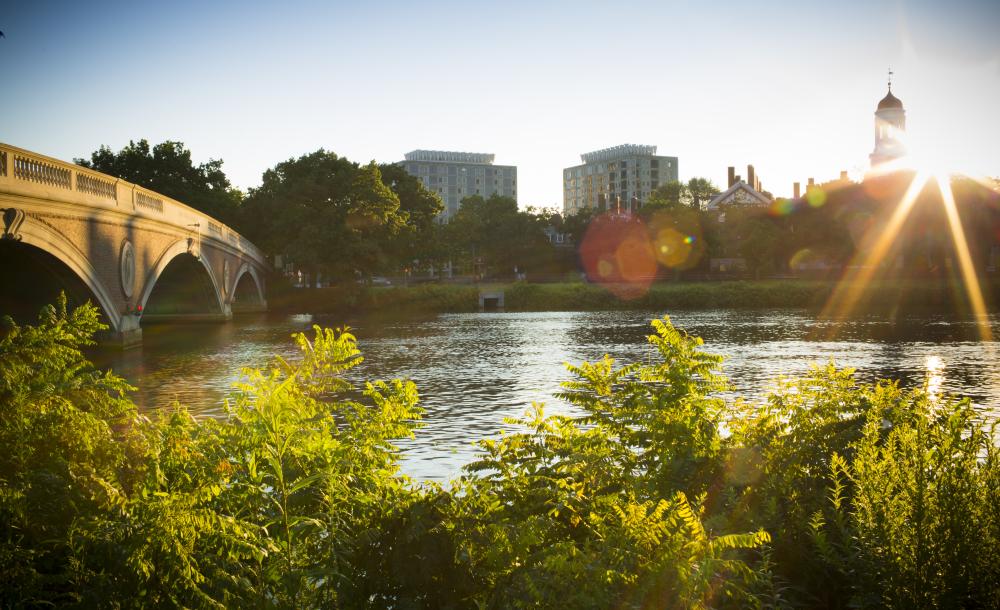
[7, 301, 1000, 608]
[270, 278, 1000, 316]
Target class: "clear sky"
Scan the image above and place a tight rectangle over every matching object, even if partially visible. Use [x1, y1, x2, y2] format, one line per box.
[2, 0, 998, 208]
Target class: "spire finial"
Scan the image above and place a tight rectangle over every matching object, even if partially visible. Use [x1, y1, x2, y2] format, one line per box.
[888, 67, 894, 92]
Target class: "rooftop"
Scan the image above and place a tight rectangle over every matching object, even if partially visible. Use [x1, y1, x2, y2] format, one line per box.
[580, 144, 658, 164]
[404, 150, 495, 164]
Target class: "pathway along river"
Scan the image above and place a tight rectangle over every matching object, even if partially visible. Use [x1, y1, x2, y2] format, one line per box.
[93, 310, 1000, 481]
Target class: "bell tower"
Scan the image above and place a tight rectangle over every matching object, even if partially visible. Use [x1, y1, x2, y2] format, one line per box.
[870, 69, 907, 167]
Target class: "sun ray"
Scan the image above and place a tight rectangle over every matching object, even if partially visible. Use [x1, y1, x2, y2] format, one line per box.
[819, 172, 928, 335]
[935, 174, 992, 341]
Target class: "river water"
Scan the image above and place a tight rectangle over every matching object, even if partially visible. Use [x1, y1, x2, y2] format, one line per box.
[94, 310, 1000, 481]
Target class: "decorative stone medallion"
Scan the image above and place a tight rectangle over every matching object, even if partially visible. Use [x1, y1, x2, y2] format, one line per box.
[120, 240, 135, 299]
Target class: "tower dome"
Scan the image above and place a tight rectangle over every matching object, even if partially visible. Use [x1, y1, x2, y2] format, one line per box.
[877, 89, 903, 110]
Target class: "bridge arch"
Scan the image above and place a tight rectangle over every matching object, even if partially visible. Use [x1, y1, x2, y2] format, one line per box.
[138, 239, 226, 316]
[13, 215, 122, 331]
[2, 143, 270, 345]
[229, 262, 266, 312]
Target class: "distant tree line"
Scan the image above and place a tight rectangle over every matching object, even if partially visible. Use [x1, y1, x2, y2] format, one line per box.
[76, 140, 572, 283]
[77, 140, 1000, 284]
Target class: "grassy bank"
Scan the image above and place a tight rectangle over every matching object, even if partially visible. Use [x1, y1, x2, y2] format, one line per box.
[270, 282, 482, 315]
[271, 278, 999, 316]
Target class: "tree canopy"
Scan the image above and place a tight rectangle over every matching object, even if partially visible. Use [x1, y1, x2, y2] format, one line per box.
[238, 151, 437, 281]
[444, 194, 556, 279]
[686, 177, 720, 210]
[75, 139, 242, 225]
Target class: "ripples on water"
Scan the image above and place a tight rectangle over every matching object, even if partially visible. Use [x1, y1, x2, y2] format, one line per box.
[93, 310, 1000, 481]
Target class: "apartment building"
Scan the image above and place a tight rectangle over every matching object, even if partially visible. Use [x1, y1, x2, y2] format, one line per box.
[398, 150, 517, 221]
[563, 144, 678, 215]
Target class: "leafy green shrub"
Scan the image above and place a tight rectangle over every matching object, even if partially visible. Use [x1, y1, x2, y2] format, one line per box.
[819, 394, 1000, 609]
[3, 298, 999, 608]
[0, 299, 423, 608]
[453, 317, 772, 609]
[728, 366, 1000, 608]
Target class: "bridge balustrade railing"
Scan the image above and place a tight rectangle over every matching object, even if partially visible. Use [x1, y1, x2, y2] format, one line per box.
[0, 142, 266, 266]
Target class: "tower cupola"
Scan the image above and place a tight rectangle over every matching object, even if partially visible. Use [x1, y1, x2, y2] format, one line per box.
[870, 70, 907, 167]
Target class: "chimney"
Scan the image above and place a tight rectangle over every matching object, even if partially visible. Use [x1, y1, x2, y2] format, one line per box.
[808, 177, 815, 186]
[793, 182, 801, 198]
[728, 166, 736, 187]
[747, 165, 756, 191]
[840, 170, 848, 181]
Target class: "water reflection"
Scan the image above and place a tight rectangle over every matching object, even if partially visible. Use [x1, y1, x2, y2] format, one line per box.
[924, 355, 945, 403]
[91, 310, 1000, 481]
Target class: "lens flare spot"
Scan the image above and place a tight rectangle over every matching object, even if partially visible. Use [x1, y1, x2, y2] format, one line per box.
[789, 248, 823, 271]
[770, 198, 795, 216]
[646, 210, 704, 270]
[617, 236, 657, 282]
[579, 212, 656, 299]
[653, 227, 693, 268]
[597, 258, 614, 278]
[806, 187, 827, 208]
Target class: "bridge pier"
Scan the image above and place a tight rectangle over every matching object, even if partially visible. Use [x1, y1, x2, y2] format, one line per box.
[97, 313, 143, 349]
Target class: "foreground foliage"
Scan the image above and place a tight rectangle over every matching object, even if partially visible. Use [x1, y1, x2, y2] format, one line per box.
[2, 299, 998, 608]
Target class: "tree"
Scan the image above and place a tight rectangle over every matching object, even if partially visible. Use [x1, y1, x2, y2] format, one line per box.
[686, 177, 720, 210]
[344, 162, 409, 277]
[239, 151, 408, 282]
[377, 164, 443, 232]
[75, 139, 242, 225]
[445, 194, 552, 279]
[647, 180, 690, 209]
[561, 206, 599, 247]
[377, 164, 445, 274]
[719, 205, 780, 278]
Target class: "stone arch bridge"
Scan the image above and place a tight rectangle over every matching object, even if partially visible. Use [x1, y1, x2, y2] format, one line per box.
[0, 143, 268, 346]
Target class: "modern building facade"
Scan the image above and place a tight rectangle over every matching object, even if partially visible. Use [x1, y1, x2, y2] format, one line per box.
[398, 150, 517, 221]
[563, 144, 678, 215]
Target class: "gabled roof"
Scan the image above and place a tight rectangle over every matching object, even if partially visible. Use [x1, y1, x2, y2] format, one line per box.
[706, 181, 772, 210]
